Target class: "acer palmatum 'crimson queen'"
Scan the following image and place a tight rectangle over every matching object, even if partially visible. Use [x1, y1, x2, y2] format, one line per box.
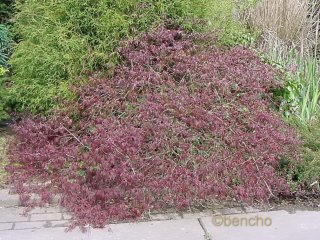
[8, 27, 300, 228]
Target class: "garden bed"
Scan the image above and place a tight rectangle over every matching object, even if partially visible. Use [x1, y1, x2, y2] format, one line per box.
[6, 27, 303, 228]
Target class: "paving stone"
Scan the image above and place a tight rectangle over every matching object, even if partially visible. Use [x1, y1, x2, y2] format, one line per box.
[14, 221, 47, 230]
[181, 211, 213, 219]
[50, 220, 70, 228]
[201, 210, 320, 240]
[0, 207, 29, 223]
[0, 190, 60, 208]
[150, 212, 181, 221]
[107, 218, 205, 240]
[62, 213, 73, 220]
[0, 223, 13, 231]
[28, 208, 47, 214]
[30, 213, 62, 221]
[29, 207, 61, 214]
[0, 228, 90, 240]
[14, 220, 71, 230]
[1, 197, 320, 240]
[45, 206, 62, 213]
[0, 190, 19, 207]
[243, 206, 260, 213]
[214, 207, 243, 215]
[0, 218, 205, 240]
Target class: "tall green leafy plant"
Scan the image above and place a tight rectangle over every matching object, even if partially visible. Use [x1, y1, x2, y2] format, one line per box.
[281, 55, 320, 123]
[261, 44, 320, 123]
[298, 58, 320, 122]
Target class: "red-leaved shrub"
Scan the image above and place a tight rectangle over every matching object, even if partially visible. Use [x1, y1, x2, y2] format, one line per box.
[8, 27, 300, 227]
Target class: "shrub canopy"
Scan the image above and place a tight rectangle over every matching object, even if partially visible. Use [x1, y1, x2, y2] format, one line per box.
[0, 0, 13, 24]
[8, 27, 300, 228]
[0, 24, 11, 121]
[0, 24, 10, 67]
[10, 0, 210, 113]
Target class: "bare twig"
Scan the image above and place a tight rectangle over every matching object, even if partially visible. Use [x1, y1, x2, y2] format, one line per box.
[61, 125, 90, 149]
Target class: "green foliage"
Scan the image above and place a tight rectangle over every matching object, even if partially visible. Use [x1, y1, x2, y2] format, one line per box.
[259, 45, 320, 123]
[0, 24, 11, 122]
[0, 132, 11, 187]
[297, 59, 320, 122]
[0, 24, 10, 67]
[282, 56, 320, 122]
[0, 67, 7, 76]
[206, 0, 258, 48]
[288, 118, 320, 185]
[0, 75, 9, 122]
[0, 0, 13, 24]
[10, 0, 213, 113]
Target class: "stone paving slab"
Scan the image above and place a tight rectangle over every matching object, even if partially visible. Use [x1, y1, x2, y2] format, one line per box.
[0, 228, 90, 240]
[0, 207, 29, 222]
[0, 218, 205, 240]
[0, 223, 12, 231]
[0, 190, 19, 208]
[0, 190, 60, 208]
[14, 221, 49, 230]
[0, 206, 64, 223]
[108, 218, 205, 240]
[30, 212, 63, 221]
[0, 207, 320, 240]
[0, 203, 207, 240]
[1, 190, 320, 240]
[201, 210, 320, 240]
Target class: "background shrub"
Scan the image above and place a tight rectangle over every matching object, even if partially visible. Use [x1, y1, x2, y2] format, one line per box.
[0, 24, 11, 121]
[9, 0, 212, 113]
[0, 0, 13, 24]
[8, 27, 300, 228]
[0, 68, 9, 122]
[0, 24, 11, 67]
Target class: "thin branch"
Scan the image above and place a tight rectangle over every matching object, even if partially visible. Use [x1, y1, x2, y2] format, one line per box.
[61, 125, 90, 150]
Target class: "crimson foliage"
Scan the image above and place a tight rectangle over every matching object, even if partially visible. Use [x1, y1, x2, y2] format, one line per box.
[8, 27, 300, 227]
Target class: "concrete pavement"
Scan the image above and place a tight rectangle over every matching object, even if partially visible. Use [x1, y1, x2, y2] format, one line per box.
[0, 189, 319, 240]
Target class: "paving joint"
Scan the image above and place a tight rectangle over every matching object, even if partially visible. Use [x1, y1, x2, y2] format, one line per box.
[198, 218, 213, 240]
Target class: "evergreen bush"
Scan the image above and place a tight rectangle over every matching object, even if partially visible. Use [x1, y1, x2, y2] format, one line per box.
[10, 0, 211, 113]
[0, 24, 11, 121]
